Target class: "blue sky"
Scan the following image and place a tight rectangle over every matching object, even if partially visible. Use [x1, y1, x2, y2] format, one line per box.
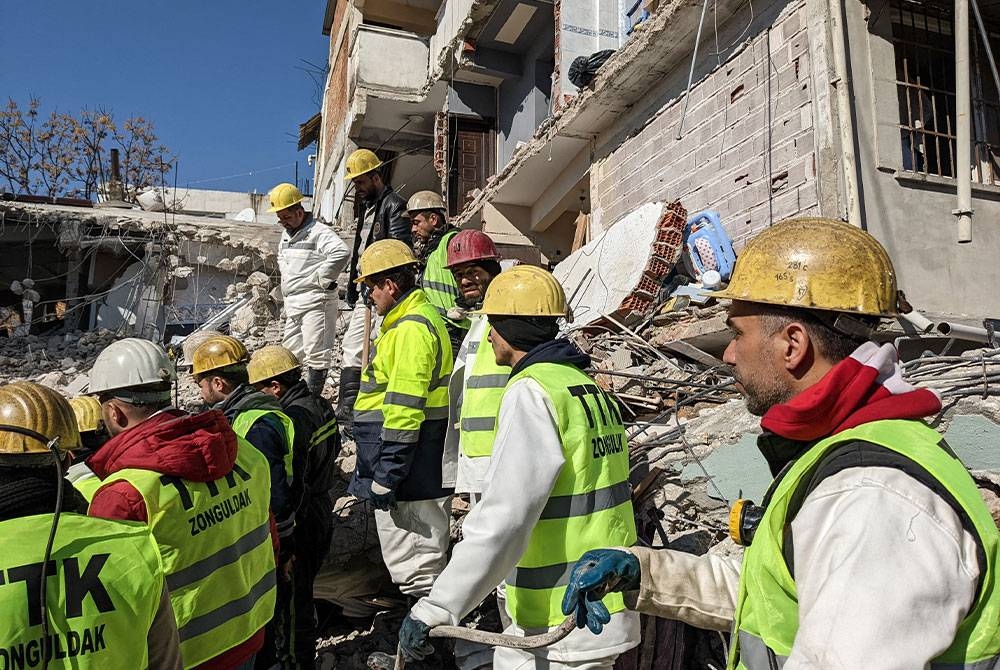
[0, 1, 329, 194]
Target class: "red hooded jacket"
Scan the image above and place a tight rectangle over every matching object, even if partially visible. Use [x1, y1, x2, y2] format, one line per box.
[88, 409, 277, 670]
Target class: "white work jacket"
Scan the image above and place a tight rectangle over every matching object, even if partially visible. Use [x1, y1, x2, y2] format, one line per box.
[627, 465, 980, 669]
[413, 377, 641, 662]
[278, 216, 350, 313]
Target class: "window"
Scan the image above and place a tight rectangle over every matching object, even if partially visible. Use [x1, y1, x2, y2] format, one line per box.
[891, 0, 1000, 184]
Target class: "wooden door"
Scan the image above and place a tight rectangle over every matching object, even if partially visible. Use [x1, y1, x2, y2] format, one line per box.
[448, 117, 495, 216]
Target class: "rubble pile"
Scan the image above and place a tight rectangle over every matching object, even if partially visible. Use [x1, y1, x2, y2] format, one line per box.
[0, 329, 120, 395]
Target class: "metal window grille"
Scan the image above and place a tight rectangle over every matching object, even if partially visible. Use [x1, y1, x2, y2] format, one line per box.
[891, 0, 1000, 184]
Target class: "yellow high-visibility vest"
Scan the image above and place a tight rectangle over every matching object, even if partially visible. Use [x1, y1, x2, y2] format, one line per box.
[0, 513, 164, 669]
[502, 362, 636, 628]
[97, 439, 277, 668]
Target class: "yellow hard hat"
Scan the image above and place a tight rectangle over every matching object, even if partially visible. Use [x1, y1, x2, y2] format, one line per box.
[711, 217, 898, 316]
[478, 265, 567, 317]
[69, 395, 104, 434]
[355, 239, 418, 283]
[0, 382, 81, 455]
[267, 182, 304, 213]
[191, 335, 249, 376]
[403, 191, 446, 218]
[248, 345, 301, 385]
[344, 149, 382, 181]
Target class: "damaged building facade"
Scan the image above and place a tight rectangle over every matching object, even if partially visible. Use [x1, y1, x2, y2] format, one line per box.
[308, 0, 1000, 319]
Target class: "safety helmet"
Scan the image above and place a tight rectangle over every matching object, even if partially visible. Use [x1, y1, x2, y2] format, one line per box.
[89, 338, 176, 398]
[478, 265, 567, 317]
[69, 395, 103, 434]
[446, 230, 501, 269]
[267, 182, 305, 213]
[180, 330, 223, 368]
[191, 335, 249, 377]
[711, 217, 898, 316]
[0, 382, 81, 455]
[248, 345, 301, 385]
[354, 239, 419, 283]
[402, 191, 446, 218]
[344, 149, 382, 181]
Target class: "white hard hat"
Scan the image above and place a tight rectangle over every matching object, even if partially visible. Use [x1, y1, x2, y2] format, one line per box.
[88, 338, 176, 401]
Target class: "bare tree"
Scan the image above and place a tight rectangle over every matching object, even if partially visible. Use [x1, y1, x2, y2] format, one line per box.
[0, 97, 175, 201]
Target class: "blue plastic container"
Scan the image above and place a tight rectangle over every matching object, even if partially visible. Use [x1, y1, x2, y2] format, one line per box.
[684, 210, 737, 281]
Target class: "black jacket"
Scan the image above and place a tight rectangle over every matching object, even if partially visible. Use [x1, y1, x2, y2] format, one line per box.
[218, 384, 294, 534]
[279, 380, 340, 513]
[346, 186, 409, 304]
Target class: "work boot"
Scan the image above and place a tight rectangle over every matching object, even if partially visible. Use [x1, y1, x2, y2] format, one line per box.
[306, 368, 329, 397]
[336, 367, 362, 439]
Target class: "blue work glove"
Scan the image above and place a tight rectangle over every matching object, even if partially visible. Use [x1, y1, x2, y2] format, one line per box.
[398, 613, 434, 661]
[561, 549, 641, 634]
[370, 481, 397, 511]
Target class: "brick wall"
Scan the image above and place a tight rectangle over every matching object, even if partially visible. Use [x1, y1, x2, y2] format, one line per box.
[323, 37, 351, 155]
[593, 3, 819, 249]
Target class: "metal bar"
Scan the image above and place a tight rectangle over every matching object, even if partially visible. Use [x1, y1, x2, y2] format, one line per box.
[956, 0, 974, 242]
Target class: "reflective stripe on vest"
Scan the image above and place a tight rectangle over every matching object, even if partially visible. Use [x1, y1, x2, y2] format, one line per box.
[97, 439, 277, 668]
[421, 231, 460, 315]
[355, 289, 454, 444]
[0, 514, 164, 669]
[458, 323, 510, 458]
[232, 408, 295, 482]
[729, 419, 1000, 670]
[502, 361, 636, 628]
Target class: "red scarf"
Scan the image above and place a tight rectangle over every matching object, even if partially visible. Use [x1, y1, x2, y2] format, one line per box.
[760, 342, 942, 442]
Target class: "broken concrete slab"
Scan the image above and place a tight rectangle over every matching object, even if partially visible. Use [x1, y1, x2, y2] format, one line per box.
[554, 201, 686, 328]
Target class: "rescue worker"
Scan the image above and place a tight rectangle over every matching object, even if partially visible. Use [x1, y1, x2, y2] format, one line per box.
[562, 218, 1000, 669]
[0, 381, 182, 670]
[190, 335, 297, 669]
[64, 395, 107, 493]
[84, 338, 276, 668]
[337, 148, 410, 437]
[269, 182, 351, 397]
[347, 240, 454, 609]
[442, 230, 507, 497]
[400, 266, 640, 669]
[404, 191, 467, 353]
[249, 345, 341, 670]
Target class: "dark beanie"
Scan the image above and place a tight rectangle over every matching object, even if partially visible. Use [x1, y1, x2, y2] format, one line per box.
[489, 316, 560, 352]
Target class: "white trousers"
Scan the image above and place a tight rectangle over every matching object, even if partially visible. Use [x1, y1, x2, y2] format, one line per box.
[341, 303, 381, 369]
[283, 299, 338, 370]
[492, 649, 619, 670]
[374, 496, 452, 598]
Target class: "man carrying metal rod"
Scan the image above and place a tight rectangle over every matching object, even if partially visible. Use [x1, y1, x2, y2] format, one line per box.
[337, 149, 411, 439]
[561, 218, 1000, 669]
[399, 265, 640, 669]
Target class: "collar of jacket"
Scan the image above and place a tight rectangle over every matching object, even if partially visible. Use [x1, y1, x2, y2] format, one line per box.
[417, 225, 457, 261]
[282, 212, 315, 242]
[279, 379, 312, 408]
[381, 288, 429, 331]
[509, 337, 591, 377]
[366, 185, 394, 210]
[755, 430, 817, 477]
[217, 383, 284, 419]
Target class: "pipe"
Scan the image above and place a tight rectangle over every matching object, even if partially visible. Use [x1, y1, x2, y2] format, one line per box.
[827, 0, 863, 227]
[956, 0, 974, 242]
[897, 309, 935, 333]
[935, 321, 990, 343]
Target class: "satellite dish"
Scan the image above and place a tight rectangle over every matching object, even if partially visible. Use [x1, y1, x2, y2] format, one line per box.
[234, 207, 256, 222]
